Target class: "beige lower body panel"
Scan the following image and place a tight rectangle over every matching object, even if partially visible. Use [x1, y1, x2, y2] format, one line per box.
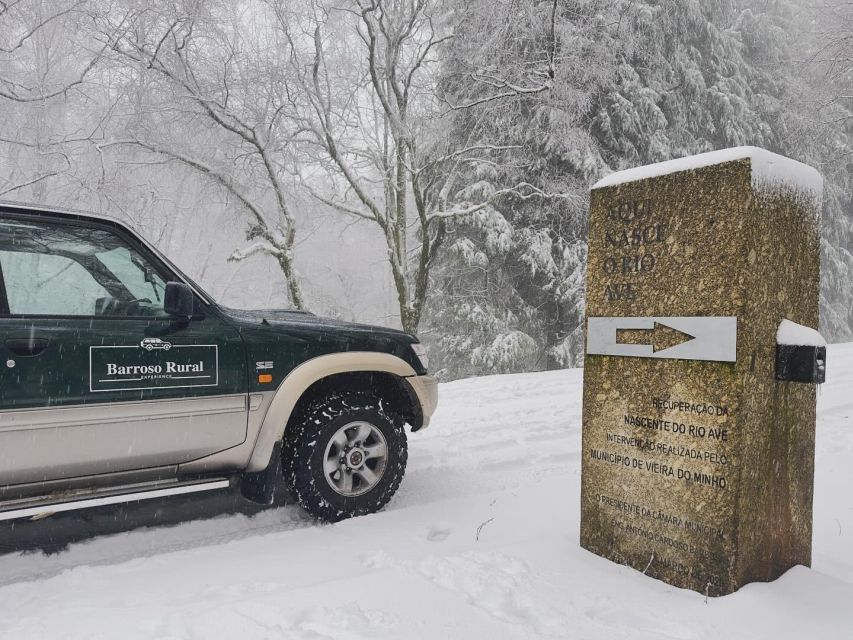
[0, 394, 249, 485]
[178, 391, 275, 475]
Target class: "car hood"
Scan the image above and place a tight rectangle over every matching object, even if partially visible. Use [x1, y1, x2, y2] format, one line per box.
[217, 307, 416, 342]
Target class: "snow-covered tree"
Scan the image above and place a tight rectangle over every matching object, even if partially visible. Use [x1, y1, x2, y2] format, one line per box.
[807, 1, 853, 340]
[100, 0, 308, 308]
[592, 0, 789, 168]
[269, 0, 571, 334]
[0, 0, 104, 201]
[424, 0, 613, 378]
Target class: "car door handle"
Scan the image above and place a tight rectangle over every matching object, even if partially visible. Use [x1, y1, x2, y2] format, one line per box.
[5, 338, 50, 356]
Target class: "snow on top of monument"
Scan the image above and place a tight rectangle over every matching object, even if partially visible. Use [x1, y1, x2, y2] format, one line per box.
[777, 319, 826, 347]
[592, 146, 823, 197]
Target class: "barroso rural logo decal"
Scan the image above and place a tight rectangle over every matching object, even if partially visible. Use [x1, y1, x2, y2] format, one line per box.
[89, 340, 219, 392]
[140, 337, 172, 351]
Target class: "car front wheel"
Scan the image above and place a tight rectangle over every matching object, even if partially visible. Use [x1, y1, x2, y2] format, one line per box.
[281, 391, 407, 522]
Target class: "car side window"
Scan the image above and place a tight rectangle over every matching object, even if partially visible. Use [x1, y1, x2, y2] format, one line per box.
[0, 217, 170, 318]
[1, 252, 110, 316]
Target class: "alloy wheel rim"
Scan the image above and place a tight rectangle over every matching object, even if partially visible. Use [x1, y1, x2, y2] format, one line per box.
[322, 421, 389, 497]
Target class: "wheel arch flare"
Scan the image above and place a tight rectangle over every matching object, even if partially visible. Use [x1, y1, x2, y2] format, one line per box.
[246, 351, 427, 473]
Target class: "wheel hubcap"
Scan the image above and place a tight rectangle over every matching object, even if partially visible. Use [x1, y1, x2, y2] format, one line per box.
[323, 421, 388, 497]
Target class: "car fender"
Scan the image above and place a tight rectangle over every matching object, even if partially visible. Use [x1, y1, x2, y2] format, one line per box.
[245, 351, 417, 472]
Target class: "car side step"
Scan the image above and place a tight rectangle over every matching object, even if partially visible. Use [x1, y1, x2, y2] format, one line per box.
[0, 478, 232, 523]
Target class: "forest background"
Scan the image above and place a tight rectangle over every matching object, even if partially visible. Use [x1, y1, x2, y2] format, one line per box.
[1, 0, 851, 380]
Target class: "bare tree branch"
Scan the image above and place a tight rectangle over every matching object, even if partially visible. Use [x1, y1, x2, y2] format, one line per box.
[0, 0, 88, 54]
[0, 171, 59, 197]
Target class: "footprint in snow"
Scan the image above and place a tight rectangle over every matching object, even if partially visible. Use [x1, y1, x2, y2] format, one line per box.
[427, 524, 451, 542]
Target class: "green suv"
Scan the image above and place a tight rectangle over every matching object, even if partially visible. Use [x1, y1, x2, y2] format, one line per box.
[0, 202, 437, 523]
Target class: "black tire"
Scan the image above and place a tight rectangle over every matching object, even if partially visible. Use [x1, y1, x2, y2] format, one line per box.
[281, 391, 408, 522]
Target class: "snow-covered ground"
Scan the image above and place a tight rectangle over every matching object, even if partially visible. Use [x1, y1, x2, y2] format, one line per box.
[1, 345, 852, 639]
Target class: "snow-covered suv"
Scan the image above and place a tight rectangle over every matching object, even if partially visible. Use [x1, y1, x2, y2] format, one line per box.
[0, 202, 437, 523]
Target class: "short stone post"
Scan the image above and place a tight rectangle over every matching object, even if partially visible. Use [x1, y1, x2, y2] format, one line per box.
[580, 147, 824, 596]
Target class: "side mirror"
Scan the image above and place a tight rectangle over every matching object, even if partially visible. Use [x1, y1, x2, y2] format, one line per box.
[164, 281, 195, 318]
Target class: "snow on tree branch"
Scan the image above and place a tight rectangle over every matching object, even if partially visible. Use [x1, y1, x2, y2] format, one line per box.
[228, 241, 283, 262]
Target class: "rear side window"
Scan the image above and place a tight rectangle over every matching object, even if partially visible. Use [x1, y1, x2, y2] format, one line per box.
[0, 218, 170, 318]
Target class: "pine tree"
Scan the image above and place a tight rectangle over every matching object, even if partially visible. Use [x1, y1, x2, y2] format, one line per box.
[425, 0, 613, 378]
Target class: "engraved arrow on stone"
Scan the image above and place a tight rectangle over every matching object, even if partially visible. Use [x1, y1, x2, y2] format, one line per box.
[587, 316, 737, 362]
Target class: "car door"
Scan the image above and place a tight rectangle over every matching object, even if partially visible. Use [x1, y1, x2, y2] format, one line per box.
[0, 211, 248, 485]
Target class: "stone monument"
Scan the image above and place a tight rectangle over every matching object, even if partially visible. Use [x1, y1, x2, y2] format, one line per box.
[580, 147, 825, 596]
